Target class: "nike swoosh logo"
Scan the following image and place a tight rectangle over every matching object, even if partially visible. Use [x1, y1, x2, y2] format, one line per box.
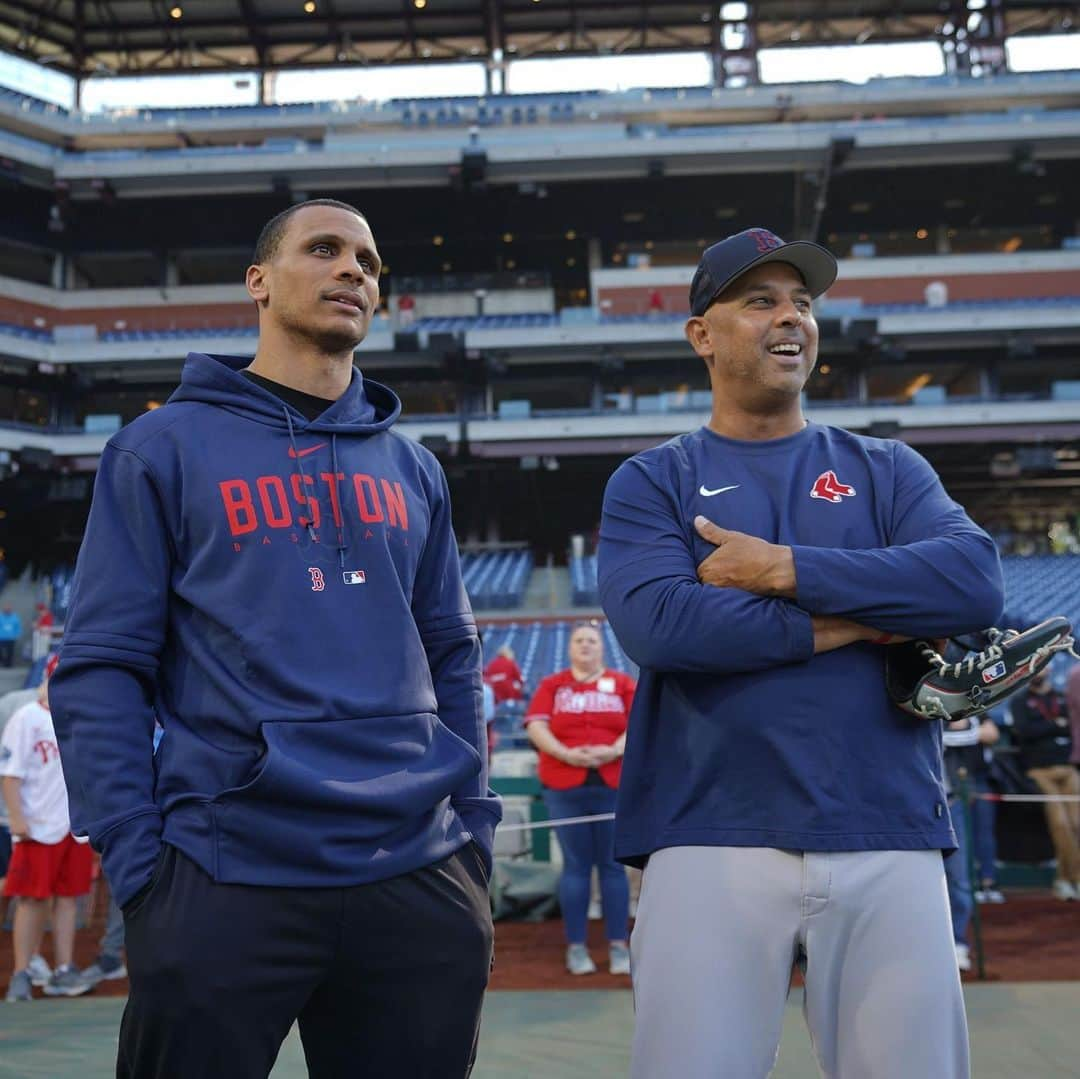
[699, 484, 740, 497]
[288, 443, 328, 459]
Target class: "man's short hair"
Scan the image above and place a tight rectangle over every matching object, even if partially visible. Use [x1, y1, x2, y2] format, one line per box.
[252, 198, 366, 265]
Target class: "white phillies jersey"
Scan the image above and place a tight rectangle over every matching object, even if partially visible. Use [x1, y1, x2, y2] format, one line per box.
[0, 700, 71, 844]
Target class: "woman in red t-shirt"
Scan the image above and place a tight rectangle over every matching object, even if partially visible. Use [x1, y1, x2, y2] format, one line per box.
[524, 621, 636, 976]
[483, 646, 524, 704]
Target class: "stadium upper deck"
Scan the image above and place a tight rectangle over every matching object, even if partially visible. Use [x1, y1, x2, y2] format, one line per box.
[1, 72, 1079, 199]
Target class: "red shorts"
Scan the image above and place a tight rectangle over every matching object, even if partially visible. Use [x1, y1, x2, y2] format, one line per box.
[2, 835, 94, 899]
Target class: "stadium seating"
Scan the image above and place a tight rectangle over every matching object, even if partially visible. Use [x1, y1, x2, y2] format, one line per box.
[461, 550, 534, 610]
[999, 554, 1080, 689]
[570, 554, 599, 606]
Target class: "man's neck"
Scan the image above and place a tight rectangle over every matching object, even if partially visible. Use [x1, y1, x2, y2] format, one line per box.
[707, 404, 807, 442]
[250, 331, 354, 400]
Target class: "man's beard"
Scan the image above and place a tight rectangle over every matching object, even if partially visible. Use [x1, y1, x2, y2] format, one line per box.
[281, 306, 366, 355]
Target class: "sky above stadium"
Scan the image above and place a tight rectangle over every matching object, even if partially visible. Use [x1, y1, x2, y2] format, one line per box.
[1, 34, 1077, 113]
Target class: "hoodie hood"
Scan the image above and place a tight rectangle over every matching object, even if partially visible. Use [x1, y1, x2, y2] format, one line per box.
[168, 352, 402, 569]
[169, 352, 401, 434]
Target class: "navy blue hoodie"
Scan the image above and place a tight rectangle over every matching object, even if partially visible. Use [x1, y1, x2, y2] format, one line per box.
[598, 423, 1004, 865]
[50, 352, 501, 909]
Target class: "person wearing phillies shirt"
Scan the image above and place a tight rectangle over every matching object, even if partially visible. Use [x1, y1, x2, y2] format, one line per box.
[2, 655, 94, 1001]
[524, 621, 636, 976]
[484, 644, 524, 704]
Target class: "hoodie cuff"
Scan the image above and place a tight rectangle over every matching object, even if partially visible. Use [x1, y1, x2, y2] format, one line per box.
[98, 809, 164, 911]
[453, 797, 502, 877]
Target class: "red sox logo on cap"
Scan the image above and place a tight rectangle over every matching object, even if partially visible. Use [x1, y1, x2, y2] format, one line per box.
[810, 471, 856, 503]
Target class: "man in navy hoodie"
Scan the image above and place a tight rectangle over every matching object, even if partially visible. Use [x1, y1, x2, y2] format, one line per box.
[599, 228, 1004, 1079]
[50, 199, 501, 1078]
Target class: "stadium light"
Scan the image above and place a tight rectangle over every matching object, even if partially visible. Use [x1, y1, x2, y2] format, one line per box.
[414, 0, 426, 9]
[169, 5, 183, 18]
[304, 1, 316, 12]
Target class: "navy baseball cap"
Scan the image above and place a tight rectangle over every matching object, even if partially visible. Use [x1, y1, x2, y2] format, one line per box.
[689, 228, 837, 316]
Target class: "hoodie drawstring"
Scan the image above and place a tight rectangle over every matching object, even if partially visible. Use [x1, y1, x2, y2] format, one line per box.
[284, 410, 318, 544]
[283, 410, 349, 567]
[330, 434, 348, 569]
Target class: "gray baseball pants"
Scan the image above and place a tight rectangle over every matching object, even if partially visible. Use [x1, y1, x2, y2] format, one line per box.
[629, 847, 969, 1079]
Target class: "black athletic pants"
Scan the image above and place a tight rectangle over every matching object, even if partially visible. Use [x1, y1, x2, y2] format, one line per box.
[118, 843, 494, 1079]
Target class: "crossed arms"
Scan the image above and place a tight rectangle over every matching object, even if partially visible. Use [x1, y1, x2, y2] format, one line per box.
[597, 446, 1004, 676]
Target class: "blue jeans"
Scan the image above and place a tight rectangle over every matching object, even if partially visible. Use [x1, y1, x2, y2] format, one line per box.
[970, 773, 998, 886]
[945, 797, 973, 946]
[101, 897, 125, 960]
[543, 784, 629, 946]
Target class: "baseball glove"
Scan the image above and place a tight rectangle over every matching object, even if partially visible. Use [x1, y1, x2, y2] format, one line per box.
[885, 616, 1077, 722]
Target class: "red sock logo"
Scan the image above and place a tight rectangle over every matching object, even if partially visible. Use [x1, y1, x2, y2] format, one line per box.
[810, 471, 856, 503]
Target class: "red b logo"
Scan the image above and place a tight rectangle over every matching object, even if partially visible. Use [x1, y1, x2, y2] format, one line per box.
[748, 228, 783, 254]
[308, 567, 326, 592]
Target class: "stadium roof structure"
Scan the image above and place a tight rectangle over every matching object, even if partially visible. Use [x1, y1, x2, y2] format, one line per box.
[0, 0, 1074, 82]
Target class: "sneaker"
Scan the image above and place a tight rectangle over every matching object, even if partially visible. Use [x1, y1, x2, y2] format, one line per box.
[1052, 880, 1078, 901]
[5, 970, 33, 1002]
[954, 943, 972, 972]
[26, 954, 52, 988]
[79, 954, 127, 988]
[42, 964, 93, 998]
[587, 899, 602, 921]
[609, 942, 631, 976]
[566, 944, 597, 976]
[977, 887, 1005, 904]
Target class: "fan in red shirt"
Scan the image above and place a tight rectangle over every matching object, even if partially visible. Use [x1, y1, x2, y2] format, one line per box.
[524, 620, 636, 976]
[483, 646, 524, 704]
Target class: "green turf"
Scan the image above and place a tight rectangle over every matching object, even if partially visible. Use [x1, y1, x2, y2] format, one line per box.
[0, 985, 1077, 1077]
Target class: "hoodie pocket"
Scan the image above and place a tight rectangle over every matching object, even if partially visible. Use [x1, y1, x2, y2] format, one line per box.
[208, 712, 482, 880]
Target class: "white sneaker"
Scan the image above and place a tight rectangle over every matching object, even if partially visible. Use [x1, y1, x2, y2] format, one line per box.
[26, 955, 52, 988]
[566, 944, 597, 976]
[609, 942, 631, 976]
[976, 887, 1005, 904]
[954, 943, 972, 972]
[1052, 880, 1078, 901]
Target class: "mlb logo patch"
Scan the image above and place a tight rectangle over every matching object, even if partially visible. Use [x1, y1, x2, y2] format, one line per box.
[342, 570, 366, 585]
[982, 660, 1006, 683]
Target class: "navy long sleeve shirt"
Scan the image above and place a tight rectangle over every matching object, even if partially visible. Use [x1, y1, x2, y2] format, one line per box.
[598, 422, 1004, 863]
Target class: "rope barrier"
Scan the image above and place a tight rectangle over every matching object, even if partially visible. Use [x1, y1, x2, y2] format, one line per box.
[973, 793, 1080, 803]
[495, 792, 1080, 832]
[499, 812, 614, 833]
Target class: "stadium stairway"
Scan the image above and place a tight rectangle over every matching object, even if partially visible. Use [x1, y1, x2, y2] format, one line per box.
[0, 566, 45, 691]
[470, 562, 576, 618]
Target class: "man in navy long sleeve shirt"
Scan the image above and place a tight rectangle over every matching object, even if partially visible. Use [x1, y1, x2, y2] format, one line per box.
[599, 228, 1003, 1079]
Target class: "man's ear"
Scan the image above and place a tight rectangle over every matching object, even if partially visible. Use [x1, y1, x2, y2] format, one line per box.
[246, 263, 269, 306]
[685, 316, 714, 366]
